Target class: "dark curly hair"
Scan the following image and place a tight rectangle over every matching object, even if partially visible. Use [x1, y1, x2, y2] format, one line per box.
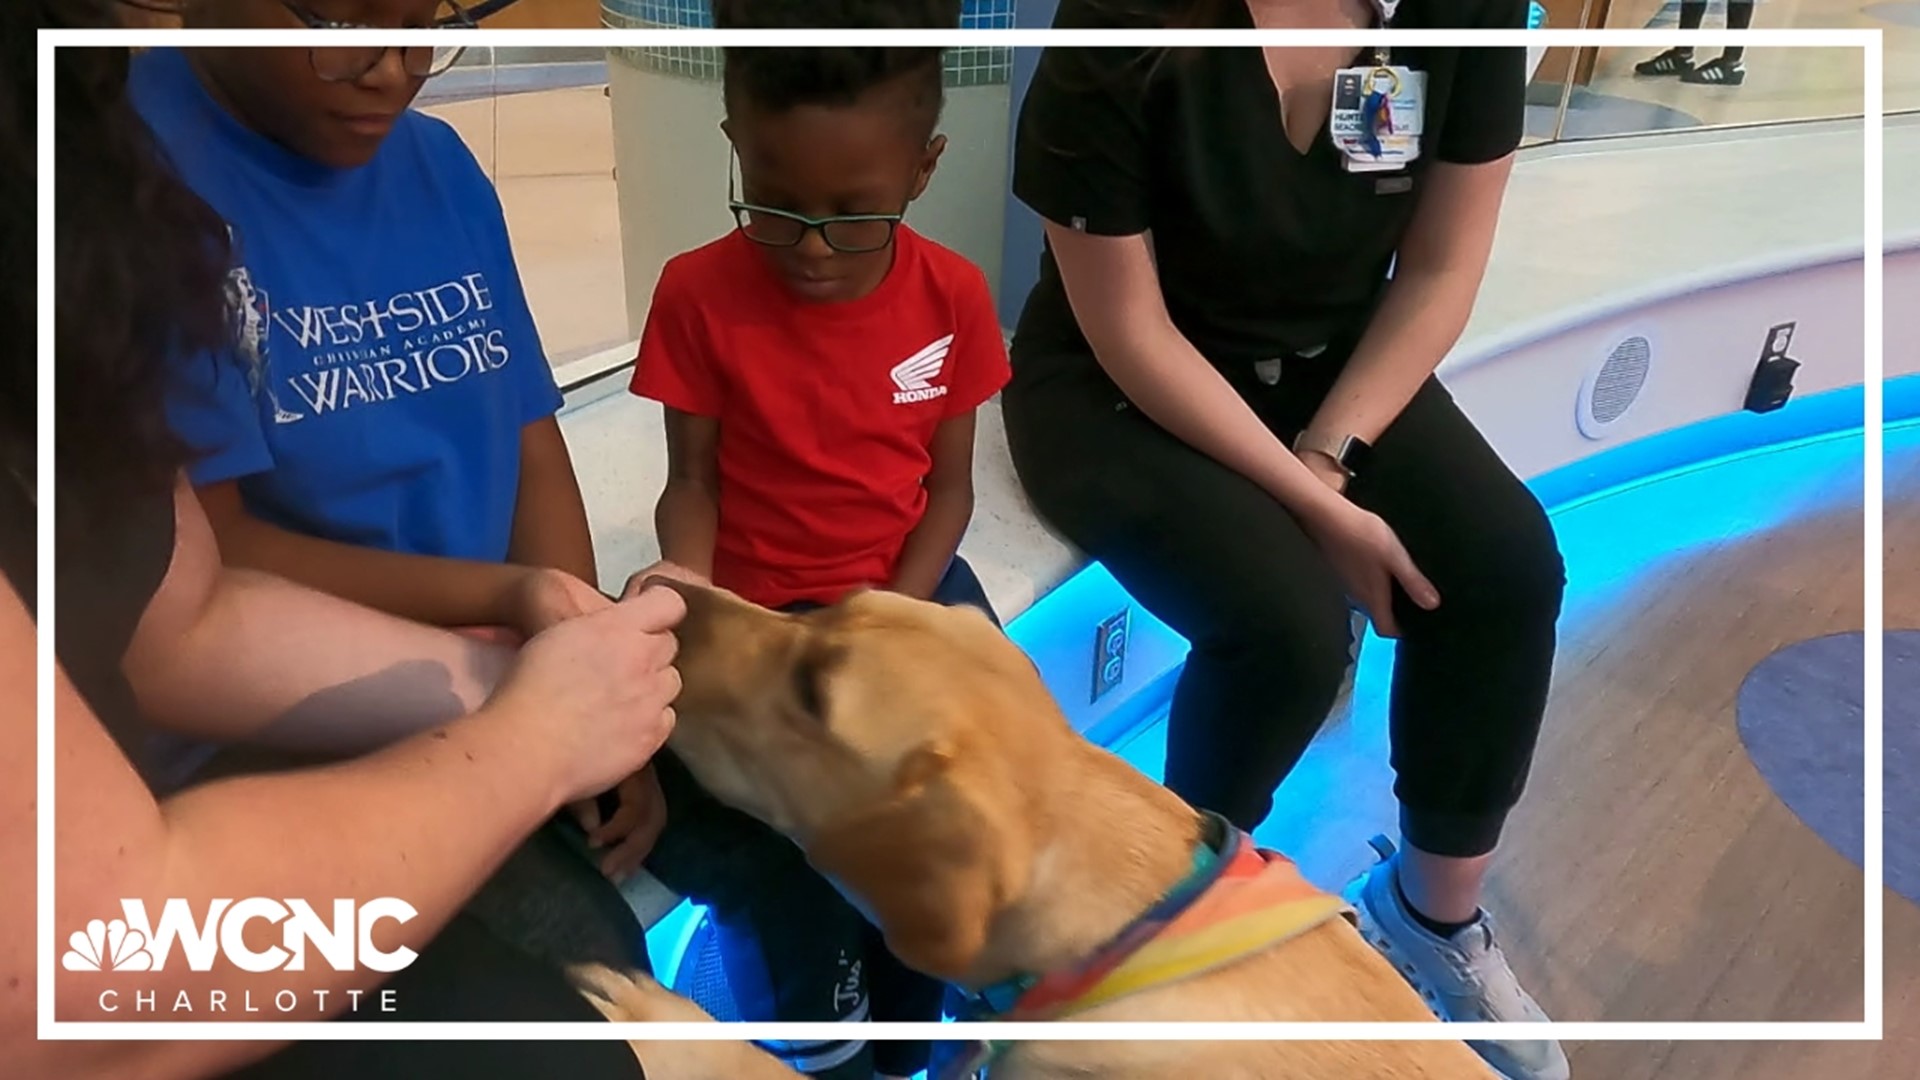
[38, 0, 234, 525]
[0, 3, 39, 496]
[711, 0, 963, 137]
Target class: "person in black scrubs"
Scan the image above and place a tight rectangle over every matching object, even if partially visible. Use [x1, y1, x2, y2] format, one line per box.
[0, 10, 675, 1077]
[1005, 2, 1568, 1078]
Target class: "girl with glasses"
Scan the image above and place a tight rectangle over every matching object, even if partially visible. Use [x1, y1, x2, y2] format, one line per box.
[133, 0, 656, 989]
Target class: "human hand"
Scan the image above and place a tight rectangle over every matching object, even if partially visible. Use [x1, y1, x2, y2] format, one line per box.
[503, 566, 614, 640]
[570, 766, 668, 882]
[1299, 501, 1439, 638]
[621, 559, 709, 600]
[484, 583, 686, 806]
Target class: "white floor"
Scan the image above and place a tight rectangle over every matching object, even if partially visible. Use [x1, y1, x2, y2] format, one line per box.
[1462, 116, 1908, 362]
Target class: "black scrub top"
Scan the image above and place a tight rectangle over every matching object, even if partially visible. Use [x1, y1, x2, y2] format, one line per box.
[1011, 0, 1528, 372]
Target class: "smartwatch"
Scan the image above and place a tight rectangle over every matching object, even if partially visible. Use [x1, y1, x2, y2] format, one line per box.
[1293, 430, 1374, 479]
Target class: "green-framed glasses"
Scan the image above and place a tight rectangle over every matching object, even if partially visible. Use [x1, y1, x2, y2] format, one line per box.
[727, 202, 904, 255]
[726, 146, 908, 255]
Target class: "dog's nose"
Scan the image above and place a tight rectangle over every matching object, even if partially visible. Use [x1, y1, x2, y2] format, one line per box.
[638, 574, 695, 598]
[641, 577, 717, 659]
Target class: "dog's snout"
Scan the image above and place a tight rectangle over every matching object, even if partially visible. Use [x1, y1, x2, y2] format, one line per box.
[644, 577, 713, 649]
[638, 574, 695, 599]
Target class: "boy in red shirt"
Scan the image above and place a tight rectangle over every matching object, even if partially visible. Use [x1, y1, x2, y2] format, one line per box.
[632, 70, 1006, 618]
[629, 3, 1003, 1077]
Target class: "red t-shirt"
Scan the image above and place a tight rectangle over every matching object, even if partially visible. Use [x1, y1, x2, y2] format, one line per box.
[631, 226, 1010, 609]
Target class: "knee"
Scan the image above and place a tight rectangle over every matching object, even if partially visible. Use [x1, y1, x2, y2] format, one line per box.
[1446, 496, 1566, 626]
[1503, 499, 1567, 619]
[1191, 585, 1356, 700]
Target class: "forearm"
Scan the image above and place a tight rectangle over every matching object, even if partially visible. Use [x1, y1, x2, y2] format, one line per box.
[655, 479, 719, 578]
[214, 510, 528, 629]
[891, 485, 973, 599]
[509, 419, 598, 586]
[55, 703, 562, 1026]
[129, 568, 512, 755]
[1096, 323, 1345, 519]
[1308, 264, 1483, 442]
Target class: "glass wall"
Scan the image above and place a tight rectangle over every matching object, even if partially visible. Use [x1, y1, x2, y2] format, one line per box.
[419, 0, 1895, 374]
[1527, 0, 1914, 141]
[418, 47, 629, 368]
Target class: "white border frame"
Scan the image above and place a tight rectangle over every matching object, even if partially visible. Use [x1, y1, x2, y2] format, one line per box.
[35, 25, 1885, 1046]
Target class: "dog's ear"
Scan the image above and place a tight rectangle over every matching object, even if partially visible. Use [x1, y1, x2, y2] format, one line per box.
[805, 740, 1029, 981]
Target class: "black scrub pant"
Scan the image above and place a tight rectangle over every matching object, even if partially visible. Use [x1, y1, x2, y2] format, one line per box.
[185, 751, 650, 1080]
[644, 555, 997, 1079]
[1002, 350, 1565, 858]
[225, 912, 645, 1079]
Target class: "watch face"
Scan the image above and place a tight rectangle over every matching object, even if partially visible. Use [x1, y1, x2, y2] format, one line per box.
[1342, 437, 1374, 475]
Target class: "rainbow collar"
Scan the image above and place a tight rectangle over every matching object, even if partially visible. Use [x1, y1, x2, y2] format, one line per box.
[941, 813, 1349, 1077]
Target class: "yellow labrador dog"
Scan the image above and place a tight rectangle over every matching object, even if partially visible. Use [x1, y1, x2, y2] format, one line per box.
[585, 580, 1496, 1080]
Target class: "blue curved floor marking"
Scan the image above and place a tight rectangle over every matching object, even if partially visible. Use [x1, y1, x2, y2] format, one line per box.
[1737, 631, 1918, 905]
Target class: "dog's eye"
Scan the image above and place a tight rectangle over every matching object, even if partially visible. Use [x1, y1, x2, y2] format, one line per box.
[792, 649, 831, 722]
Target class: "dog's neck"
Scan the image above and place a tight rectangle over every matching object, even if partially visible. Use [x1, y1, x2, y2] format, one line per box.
[970, 739, 1210, 984]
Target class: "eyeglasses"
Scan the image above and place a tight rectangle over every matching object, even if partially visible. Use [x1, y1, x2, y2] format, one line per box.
[724, 150, 905, 255]
[727, 204, 904, 255]
[277, 0, 474, 84]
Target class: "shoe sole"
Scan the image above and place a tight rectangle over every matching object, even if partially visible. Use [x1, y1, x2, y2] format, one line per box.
[1354, 913, 1550, 1080]
[1351, 875, 1566, 1080]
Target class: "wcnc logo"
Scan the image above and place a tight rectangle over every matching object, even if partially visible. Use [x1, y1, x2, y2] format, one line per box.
[62, 898, 418, 975]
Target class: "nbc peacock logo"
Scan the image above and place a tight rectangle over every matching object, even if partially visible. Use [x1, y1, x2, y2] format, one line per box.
[62, 918, 153, 973]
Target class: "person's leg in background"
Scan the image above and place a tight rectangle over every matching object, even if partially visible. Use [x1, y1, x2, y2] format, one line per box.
[1635, 0, 1708, 77]
[1003, 359, 1357, 834]
[926, 552, 1001, 626]
[863, 917, 947, 1079]
[644, 754, 877, 1080]
[1334, 378, 1570, 1080]
[1684, 0, 1753, 85]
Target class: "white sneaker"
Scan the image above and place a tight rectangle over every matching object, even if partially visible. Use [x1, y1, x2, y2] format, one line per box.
[1343, 837, 1571, 1080]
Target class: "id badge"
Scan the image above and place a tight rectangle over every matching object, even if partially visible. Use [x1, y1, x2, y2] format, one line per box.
[1330, 65, 1425, 172]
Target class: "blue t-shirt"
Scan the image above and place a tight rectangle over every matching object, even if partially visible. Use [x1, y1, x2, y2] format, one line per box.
[134, 48, 563, 562]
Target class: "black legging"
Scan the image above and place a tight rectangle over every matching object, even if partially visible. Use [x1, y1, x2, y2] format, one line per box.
[1003, 350, 1565, 857]
[1680, 0, 1756, 63]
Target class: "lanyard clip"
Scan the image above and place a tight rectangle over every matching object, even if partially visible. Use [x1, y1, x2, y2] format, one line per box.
[1371, 0, 1397, 65]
